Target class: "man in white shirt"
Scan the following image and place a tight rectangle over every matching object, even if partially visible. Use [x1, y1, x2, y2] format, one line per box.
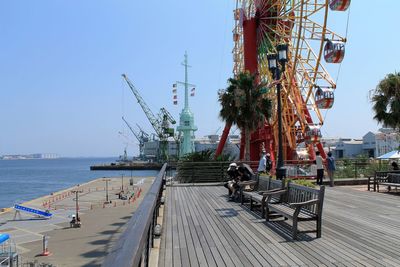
[315, 151, 324, 185]
[257, 151, 267, 173]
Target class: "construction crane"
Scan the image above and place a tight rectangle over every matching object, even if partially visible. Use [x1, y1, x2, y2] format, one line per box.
[159, 107, 181, 158]
[117, 131, 133, 162]
[136, 123, 150, 141]
[122, 74, 177, 161]
[122, 116, 148, 160]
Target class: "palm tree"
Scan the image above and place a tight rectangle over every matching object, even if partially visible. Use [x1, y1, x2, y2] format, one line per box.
[219, 72, 273, 161]
[372, 72, 400, 131]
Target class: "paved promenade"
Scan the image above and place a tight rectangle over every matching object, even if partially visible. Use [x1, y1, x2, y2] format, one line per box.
[159, 185, 400, 267]
[0, 176, 154, 267]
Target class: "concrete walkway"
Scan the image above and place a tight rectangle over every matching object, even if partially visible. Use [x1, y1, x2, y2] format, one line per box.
[0, 176, 154, 267]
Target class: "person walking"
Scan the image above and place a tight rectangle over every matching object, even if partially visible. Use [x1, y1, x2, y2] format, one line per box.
[326, 152, 336, 187]
[265, 153, 272, 174]
[315, 151, 324, 185]
[257, 151, 267, 174]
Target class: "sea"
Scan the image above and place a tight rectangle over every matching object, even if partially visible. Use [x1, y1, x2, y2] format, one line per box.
[0, 158, 159, 209]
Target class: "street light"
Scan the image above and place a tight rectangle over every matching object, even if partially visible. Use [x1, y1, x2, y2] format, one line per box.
[103, 178, 111, 203]
[267, 43, 289, 180]
[71, 189, 83, 221]
[121, 174, 124, 192]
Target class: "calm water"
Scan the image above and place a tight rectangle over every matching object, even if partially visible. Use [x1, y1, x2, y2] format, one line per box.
[0, 158, 158, 209]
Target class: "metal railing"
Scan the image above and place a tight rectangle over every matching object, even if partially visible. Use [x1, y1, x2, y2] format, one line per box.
[175, 159, 397, 182]
[102, 163, 167, 267]
[176, 161, 259, 183]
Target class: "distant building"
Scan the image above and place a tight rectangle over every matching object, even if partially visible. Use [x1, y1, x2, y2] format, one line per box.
[0, 153, 59, 160]
[363, 128, 399, 158]
[333, 139, 363, 158]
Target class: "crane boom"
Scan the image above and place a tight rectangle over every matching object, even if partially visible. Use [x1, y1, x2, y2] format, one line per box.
[122, 116, 146, 160]
[122, 74, 162, 137]
[136, 123, 149, 139]
[122, 117, 141, 142]
[160, 107, 176, 124]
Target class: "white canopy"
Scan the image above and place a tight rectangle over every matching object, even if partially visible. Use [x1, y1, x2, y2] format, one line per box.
[377, 150, 400, 159]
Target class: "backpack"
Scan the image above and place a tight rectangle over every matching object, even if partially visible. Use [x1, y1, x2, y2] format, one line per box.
[266, 158, 272, 171]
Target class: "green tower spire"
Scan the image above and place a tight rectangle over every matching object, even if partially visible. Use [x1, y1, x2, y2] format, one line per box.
[176, 52, 197, 157]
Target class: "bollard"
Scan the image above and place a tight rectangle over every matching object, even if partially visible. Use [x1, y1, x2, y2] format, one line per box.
[113, 202, 116, 207]
[40, 236, 51, 256]
[90, 204, 93, 210]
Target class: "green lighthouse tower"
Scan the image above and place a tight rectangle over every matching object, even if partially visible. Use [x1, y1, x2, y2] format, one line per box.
[176, 52, 197, 157]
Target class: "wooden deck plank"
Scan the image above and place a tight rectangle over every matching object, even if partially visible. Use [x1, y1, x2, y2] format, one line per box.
[171, 187, 182, 267]
[188, 187, 240, 267]
[161, 186, 173, 267]
[175, 187, 199, 267]
[159, 185, 400, 266]
[177, 187, 208, 267]
[181, 188, 218, 267]
[199, 187, 293, 266]
[186, 189, 255, 267]
[184, 187, 243, 267]
[199, 187, 283, 266]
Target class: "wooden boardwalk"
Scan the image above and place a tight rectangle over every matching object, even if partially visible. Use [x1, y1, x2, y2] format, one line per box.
[158, 185, 400, 267]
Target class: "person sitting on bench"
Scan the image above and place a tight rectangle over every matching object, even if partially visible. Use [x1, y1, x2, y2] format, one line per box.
[224, 163, 240, 199]
[70, 215, 81, 228]
[229, 164, 251, 201]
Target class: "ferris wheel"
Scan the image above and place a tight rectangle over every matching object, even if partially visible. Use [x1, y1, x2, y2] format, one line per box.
[231, 0, 351, 160]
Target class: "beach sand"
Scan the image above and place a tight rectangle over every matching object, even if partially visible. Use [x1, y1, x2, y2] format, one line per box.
[0, 176, 154, 267]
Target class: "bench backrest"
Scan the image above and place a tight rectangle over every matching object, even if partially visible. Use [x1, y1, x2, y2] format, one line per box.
[269, 179, 284, 191]
[257, 175, 270, 191]
[256, 176, 284, 191]
[375, 170, 400, 180]
[388, 173, 400, 183]
[285, 182, 325, 216]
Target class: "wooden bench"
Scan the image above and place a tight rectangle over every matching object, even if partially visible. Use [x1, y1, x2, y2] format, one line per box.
[239, 177, 285, 218]
[368, 170, 400, 191]
[377, 173, 400, 193]
[265, 182, 325, 239]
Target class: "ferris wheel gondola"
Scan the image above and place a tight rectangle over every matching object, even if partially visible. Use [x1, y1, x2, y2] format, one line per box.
[329, 0, 351, 11]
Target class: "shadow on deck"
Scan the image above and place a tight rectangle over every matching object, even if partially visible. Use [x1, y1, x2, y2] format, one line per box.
[159, 185, 400, 267]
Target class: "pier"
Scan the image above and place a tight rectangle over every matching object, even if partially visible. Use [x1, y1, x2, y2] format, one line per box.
[102, 165, 400, 266]
[158, 185, 400, 266]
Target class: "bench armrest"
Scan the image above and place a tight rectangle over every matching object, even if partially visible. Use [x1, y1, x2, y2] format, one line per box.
[289, 199, 319, 208]
[258, 188, 282, 195]
[262, 189, 287, 197]
[238, 181, 257, 187]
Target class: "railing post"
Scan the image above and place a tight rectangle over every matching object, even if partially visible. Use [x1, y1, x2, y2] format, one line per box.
[354, 161, 358, 178]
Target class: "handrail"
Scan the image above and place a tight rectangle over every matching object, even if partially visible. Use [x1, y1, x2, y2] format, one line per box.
[102, 163, 167, 267]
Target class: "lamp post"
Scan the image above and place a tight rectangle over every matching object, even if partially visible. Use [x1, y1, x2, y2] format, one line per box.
[121, 174, 124, 192]
[267, 43, 288, 180]
[71, 189, 83, 220]
[103, 178, 111, 203]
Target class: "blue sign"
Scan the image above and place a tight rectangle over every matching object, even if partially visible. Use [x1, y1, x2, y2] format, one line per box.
[0, 234, 10, 244]
[14, 204, 52, 218]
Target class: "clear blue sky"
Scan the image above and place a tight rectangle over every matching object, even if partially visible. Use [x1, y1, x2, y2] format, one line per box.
[0, 1, 398, 157]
